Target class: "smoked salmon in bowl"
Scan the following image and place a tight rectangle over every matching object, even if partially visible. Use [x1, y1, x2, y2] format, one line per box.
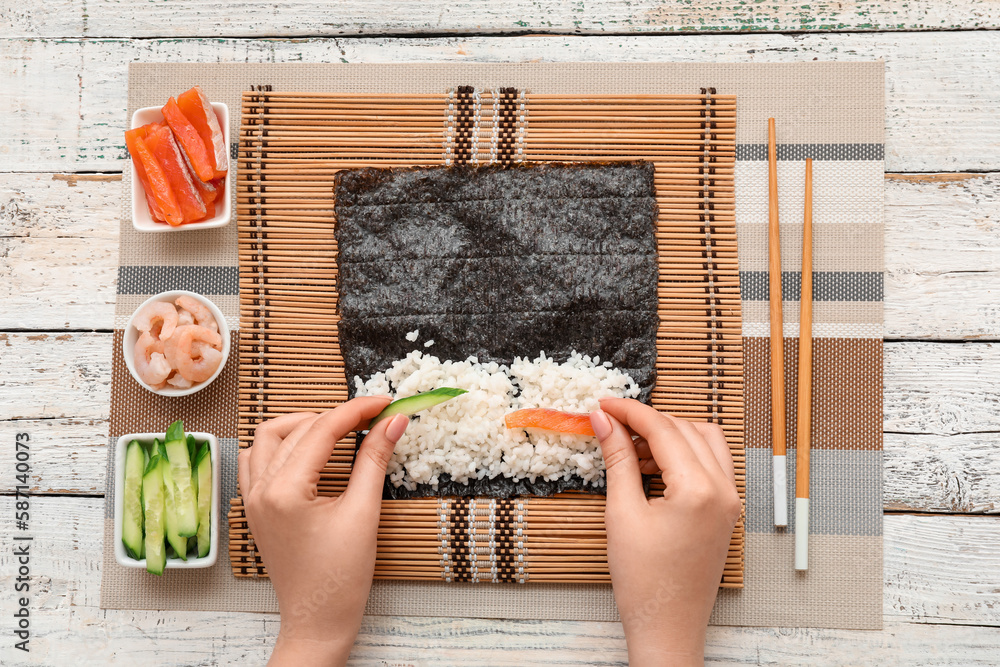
[123, 290, 230, 396]
[128, 91, 230, 233]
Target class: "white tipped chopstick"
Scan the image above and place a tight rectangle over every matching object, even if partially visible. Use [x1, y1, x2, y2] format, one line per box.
[795, 159, 814, 570]
[767, 118, 788, 528]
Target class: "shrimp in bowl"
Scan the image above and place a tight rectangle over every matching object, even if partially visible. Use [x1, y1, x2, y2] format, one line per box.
[123, 291, 230, 396]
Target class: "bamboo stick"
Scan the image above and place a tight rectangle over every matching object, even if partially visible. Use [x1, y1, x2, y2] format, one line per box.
[245, 100, 736, 110]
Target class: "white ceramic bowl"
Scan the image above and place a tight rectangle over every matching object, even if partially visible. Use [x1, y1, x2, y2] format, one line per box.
[130, 102, 231, 232]
[113, 431, 220, 570]
[123, 290, 230, 397]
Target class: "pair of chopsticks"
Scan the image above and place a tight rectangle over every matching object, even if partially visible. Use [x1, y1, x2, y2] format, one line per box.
[767, 118, 813, 571]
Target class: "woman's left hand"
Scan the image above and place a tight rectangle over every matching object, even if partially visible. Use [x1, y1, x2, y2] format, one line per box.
[238, 396, 408, 666]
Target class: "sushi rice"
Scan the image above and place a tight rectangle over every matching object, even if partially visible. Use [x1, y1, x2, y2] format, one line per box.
[354, 350, 640, 491]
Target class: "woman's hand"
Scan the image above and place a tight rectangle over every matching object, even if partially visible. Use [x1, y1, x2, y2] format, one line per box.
[590, 398, 741, 666]
[237, 397, 408, 667]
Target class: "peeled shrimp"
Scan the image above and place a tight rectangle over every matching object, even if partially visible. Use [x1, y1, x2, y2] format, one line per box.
[190, 341, 224, 378]
[134, 301, 179, 340]
[134, 332, 172, 385]
[177, 307, 196, 327]
[175, 295, 218, 333]
[164, 325, 224, 383]
[165, 371, 194, 389]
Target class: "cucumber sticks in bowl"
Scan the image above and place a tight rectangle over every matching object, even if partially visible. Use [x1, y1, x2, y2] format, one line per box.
[121, 439, 147, 560]
[164, 422, 199, 538]
[141, 449, 167, 575]
[119, 421, 213, 575]
[194, 442, 212, 558]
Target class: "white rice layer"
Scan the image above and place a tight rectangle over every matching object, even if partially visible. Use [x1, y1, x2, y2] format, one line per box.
[353, 350, 640, 490]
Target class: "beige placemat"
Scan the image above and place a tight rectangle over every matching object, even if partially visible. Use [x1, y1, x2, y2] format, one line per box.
[102, 62, 883, 630]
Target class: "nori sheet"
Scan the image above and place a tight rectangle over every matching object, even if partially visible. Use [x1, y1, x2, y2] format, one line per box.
[335, 161, 659, 498]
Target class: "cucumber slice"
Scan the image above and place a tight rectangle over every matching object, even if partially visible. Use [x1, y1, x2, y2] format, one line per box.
[188, 435, 198, 522]
[121, 440, 146, 560]
[194, 442, 212, 558]
[139, 445, 150, 559]
[158, 441, 188, 560]
[141, 453, 166, 576]
[164, 420, 199, 538]
[186, 434, 197, 467]
[368, 387, 468, 429]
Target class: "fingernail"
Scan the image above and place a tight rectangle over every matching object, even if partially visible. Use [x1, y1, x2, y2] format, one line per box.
[590, 409, 613, 440]
[385, 413, 409, 443]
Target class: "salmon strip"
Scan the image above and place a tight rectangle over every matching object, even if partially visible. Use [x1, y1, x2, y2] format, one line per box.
[504, 408, 596, 436]
[179, 146, 219, 206]
[162, 97, 216, 182]
[176, 86, 228, 179]
[124, 125, 184, 226]
[144, 124, 207, 224]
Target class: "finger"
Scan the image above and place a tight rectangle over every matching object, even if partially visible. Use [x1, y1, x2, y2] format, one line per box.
[273, 396, 392, 491]
[257, 413, 322, 485]
[250, 412, 315, 488]
[343, 413, 408, 508]
[597, 397, 639, 437]
[598, 398, 704, 481]
[663, 414, 727, 483]
[591, 409, 646, 507]
[639, 458, 661, 475]
[634, 438, 651, 460]
[634, 438, 660, 473]
[692, 421, 736, 486]
[238, 447, 251, 499]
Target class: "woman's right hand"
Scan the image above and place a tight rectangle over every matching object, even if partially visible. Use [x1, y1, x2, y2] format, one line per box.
[590, 398, 741, 666]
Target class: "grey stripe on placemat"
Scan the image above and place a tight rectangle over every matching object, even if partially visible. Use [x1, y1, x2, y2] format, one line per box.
[105, 437, 117, 520]
[744, 448, 882, 536]
[117, 266, 239, 295]
[740, 271, 883, 302]
[218, 438, 240, 521]
[736, 143, 884, 161]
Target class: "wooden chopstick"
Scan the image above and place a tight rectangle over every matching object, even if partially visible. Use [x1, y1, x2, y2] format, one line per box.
[795, 158, 814, 570]
[768, 118, 788, 528]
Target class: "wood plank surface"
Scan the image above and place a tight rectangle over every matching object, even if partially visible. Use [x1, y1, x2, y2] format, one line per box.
[1, 497, 999, 666]
[884, 342, 1000, 436]
[3, 9, 998, 660]
[4, 33, 1000, 173]
[885, 434, 1000, 514]
[5, 333, 1000, 517]
[0, 334, 111, 421]
[885, 174, 1000, 341]
[0, 173, 120, 330]
[5, 0, 999, 38]
[6, 172, 1000, 338]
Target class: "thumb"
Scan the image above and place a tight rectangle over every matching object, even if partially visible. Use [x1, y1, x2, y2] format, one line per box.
[344, 413, 408, 506]
[591, 409, 646, 507]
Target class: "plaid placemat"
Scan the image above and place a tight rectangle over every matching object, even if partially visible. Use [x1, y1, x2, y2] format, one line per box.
[101, 62, 883, 630]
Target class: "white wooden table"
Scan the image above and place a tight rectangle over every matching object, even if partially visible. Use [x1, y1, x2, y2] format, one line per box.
[3, 4, 1000, 664]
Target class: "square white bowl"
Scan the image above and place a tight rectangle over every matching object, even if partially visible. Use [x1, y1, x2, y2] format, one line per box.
[113, 431, 220, 570]
[130, 102, 231, 232]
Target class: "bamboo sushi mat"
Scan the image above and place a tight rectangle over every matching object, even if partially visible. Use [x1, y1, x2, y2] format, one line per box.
[102, 62, 883, 630]
[229, 88, 745, 587]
